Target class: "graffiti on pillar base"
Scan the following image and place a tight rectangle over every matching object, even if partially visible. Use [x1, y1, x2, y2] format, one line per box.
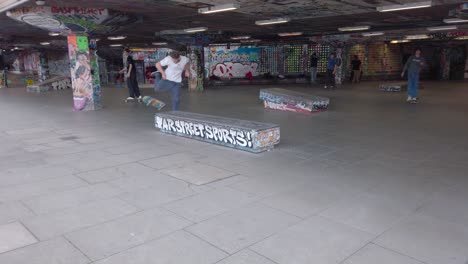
[68, 36, 94, 111]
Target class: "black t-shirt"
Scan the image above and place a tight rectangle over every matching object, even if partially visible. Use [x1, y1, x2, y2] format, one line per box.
[127, 56, 136, 77]
[310, 56, 318, 67]
[351, 59, 361, 70]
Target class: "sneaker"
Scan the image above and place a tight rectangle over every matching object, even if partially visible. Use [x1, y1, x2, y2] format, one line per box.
[136, 96, 143, 102]
[406, 96, 413, 102]
[324, 85, 328, 89]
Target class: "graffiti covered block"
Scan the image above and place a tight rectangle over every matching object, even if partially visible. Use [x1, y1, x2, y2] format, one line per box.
[259, 88, 329, 113]
[26, 77, 71, 93]
[379, 83, 407, 92]
[155, 111, 280, 153]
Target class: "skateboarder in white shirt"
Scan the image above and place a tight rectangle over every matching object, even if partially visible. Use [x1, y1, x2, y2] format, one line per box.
[154, 51, 190, 110]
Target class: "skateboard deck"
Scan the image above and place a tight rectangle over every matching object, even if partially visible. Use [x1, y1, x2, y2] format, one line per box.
[142, 96, 165, 110]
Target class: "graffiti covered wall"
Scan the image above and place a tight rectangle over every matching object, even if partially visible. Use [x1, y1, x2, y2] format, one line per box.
[205, 46, 259, 79]
[48, 51, 70, 77]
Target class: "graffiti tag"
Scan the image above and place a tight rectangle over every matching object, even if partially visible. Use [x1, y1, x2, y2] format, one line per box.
[156, 117, 253, 148]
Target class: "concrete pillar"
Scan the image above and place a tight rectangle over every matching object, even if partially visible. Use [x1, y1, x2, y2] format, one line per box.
[188, 46, 204, 92]
[67, 36, 101, 111]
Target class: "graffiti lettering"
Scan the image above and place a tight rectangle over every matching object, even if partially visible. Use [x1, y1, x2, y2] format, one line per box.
[156, 117, 253, 148]
[51, 78, 71, 90]
[51, 7, 107, 15]
[212, 62, 259, 78]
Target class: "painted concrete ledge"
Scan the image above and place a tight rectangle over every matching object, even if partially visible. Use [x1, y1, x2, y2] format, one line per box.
[259, 88, 330, 113]
[27, 76, 71, 93]
[155, 111, 280, 153]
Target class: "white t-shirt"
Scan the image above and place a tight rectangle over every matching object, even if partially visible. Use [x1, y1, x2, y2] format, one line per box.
[159, 56, 189, 83]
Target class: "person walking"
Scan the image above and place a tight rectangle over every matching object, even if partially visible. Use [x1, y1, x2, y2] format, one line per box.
[351, 55, 362, 84]
[401, 48, 425, 103]
[154, 50, 190, 110]
[325, 53, 337, 89]
[120, 48, 142, 102]
[310, 52, 318, 84]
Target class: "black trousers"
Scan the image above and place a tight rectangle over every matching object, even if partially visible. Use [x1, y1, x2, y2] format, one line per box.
[326, 70, 335, 86]
[127, 75, 141, 98]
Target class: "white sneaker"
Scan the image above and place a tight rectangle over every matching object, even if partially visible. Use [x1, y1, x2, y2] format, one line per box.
[324, 85, 328, 89]
[407, 96, 413, 102]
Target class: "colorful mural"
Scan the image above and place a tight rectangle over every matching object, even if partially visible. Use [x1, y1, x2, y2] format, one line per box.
[206, 46, 260, 78]
[68, 36, 99, 111]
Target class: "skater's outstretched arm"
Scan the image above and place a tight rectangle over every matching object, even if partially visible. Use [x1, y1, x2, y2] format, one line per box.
[184, 62, 190, 78]
[155, 62, 166, 80]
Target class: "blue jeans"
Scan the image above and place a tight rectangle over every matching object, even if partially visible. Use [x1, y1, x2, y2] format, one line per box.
[153, 72, 181, 111]
[407, 71, 419, 98]
[310, 67, 317, 83]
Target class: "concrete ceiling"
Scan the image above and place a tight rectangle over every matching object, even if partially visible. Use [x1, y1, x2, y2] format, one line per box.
[0, 0, 467, 50]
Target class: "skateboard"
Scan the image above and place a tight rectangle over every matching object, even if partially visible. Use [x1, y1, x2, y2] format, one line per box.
[142, 96, 165, 110]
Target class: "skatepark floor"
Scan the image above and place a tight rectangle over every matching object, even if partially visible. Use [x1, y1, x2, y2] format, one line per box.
[0, 81, 467, 264]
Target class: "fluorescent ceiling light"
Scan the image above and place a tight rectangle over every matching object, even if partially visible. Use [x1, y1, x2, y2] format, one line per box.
[199, 3, 239, 14]
[362, 32, 384, 36]
[240, 39, 261, 43]
[1, 0, 29, 13]
[107, 36, 127, 40]
[455, 36, 468, 40]
[184, 27, 208, 33]
[377, 1, 431, 12]
[278, 32, 303, 37]
[427, 25, 457, 31]
[152, 42, 168, 46]
[109, 44, 123, 47]
[48, 32, 60, 36]
[405, 34, 431, 40]
[231, 35, 250, 40]
[443, 18, 468, 24]
[390, 40, 410, 44]
[255, 18, 290, 26]
[40, 42, 50, 45]
[338, 26, 370, 32]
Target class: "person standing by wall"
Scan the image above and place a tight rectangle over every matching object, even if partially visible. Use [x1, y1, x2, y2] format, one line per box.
[310, 52, 318, 85]
[401, 48, 425, 103]
[351, 55, 362, 84]
[120, 48, 142, 102]
[154, 51, 190, 110]
[325, 53, 337, 89]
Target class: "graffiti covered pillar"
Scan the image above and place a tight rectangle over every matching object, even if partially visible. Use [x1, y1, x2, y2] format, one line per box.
[67, 36, 101, 111]
[89, 39, 102, 108]
[188, 46, 204, 92]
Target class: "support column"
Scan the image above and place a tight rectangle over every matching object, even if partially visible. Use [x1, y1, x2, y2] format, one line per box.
[188, 46, 204, 92]
[67, 36, 101, 111]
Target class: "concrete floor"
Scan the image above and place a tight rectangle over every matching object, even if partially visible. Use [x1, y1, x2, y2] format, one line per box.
[0, 81, 467, 264]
